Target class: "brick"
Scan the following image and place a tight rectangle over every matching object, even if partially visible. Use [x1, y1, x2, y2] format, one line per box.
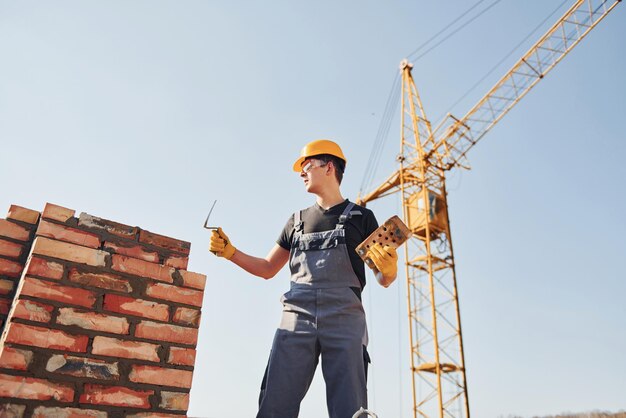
[31, 237, 107, 267]
[57, 307, 130, 334]
[80, 384, 153, 408]
[0, 373, 74, 401]
[21, 276, 96, 308]
[139, 230, 190, 255]
[7, 205, 40, 224]
[0, 257, 23, 278]
[33, 406, 107, 418]
[92, 336, 160, 362]
[104, 240, 159, 263]
[160, 391, 190, 410]
[0, 278, 14, 295]
[0, 297, 11, 314]
[135, 321, 198, 345]
[111, 255, 174, 283]
[168, 347, 196, 366]
[129, 365, 193, 388]
[42, 203, 75, 222]
[78, 213, 137, 239]
[6, 322, 89, 352]
[46, 354, 119, 380]
[146, 282, 203, 307]
[37, 220, 101, 248]
[173, 307, 201, 327]
[0, 238, 24, 258]
[0, 219, 30, 241]
[179, 270, 206, 290]
[25, 256, 64, 280]
[0, 404, 26, 418]
[0, 347, 33, 370]
[103, 294, 169, 321]
[68, 268, 131, 293]
[13, 299, 54, 323]
[165, 254, 188, 270]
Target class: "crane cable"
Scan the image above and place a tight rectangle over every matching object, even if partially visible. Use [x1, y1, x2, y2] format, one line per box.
[359, 0, 502, 196]
[406, 0, 502, 62]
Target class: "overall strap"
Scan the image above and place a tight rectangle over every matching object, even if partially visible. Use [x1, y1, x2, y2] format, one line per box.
[293, 210, 304, 233]
[336, 202, 357, 229]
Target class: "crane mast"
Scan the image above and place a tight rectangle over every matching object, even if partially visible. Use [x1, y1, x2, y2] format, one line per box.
[358, 1, 620, 417]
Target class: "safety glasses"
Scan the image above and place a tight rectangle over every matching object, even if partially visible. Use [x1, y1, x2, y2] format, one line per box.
[300, 159, 327, 174]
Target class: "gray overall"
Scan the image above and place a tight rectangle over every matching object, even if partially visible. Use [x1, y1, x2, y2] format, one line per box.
[257, 202, 368, 418]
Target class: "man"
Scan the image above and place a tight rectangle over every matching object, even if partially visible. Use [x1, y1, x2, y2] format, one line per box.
[210, 139, 398, 418]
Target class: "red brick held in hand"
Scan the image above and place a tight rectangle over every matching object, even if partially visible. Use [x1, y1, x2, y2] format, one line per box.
[0, 347, 33, 370]
[0, 219, 30, 241]
[103, 294, 169, 321]
[57, 307, 130, 334]
[7, 205, 40, 224]
[32, 237, 107, 267]
[5, 322, 88, 352]
[168, 347, 196, 366]
[146, 282, 203, 307]
[21, 276, 96, 308]
[129, 365, 193, 389]
[92, 336, 160, 362]
[37, 220, 101, 248]
[42, 203, 75, 222]
[26, 256, 64, 280]
[104, 241, 159, 263]
[135, 320, 199, 345]
[0, 238, 23, 258]
[111, 254, 174, 283]
[0, 373, 74, 401]
[80, 384, 153, 409]
[139, 230, 190, 255]
[13, 299, 54, 323]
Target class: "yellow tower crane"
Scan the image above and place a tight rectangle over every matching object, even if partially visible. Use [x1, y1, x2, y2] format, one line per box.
[357, 1, 621, 417]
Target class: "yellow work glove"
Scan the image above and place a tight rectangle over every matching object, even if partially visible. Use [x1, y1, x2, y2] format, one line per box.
[367, 243, 398, 278]
[209, 227, 236, 260]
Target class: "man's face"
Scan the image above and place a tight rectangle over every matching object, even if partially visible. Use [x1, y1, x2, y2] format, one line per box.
[299, 158, 328, 193]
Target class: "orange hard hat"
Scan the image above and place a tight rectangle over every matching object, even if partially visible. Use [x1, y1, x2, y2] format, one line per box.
[292, 139, 347, 172]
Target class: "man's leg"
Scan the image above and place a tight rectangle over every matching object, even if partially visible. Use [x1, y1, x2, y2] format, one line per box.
[320, 331, 368, 418]
[257, 322, 319, 417]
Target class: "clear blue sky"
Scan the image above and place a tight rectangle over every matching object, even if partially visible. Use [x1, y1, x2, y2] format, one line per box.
[1, 1, 624, 417]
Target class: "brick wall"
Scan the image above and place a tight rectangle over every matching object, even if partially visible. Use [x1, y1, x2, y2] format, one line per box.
[0, 206, 40, 333]
[0, 203, 206, 418]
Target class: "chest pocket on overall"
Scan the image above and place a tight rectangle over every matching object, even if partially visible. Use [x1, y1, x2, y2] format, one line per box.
[296, 234, 341, 270]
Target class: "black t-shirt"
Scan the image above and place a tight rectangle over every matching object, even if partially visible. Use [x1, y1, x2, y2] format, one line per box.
[277, 199, 378, 288]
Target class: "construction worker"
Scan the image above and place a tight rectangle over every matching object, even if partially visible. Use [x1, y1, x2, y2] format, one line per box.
[209, 139, 398, 418]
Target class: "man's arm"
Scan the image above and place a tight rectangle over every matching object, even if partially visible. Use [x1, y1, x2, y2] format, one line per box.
[229, 244, 289, 280]
[209, 228, 289, 279]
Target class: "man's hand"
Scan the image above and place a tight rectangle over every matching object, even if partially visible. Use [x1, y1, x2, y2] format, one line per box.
[367, 243, 398, 286]
[209, 227, 237, 260]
